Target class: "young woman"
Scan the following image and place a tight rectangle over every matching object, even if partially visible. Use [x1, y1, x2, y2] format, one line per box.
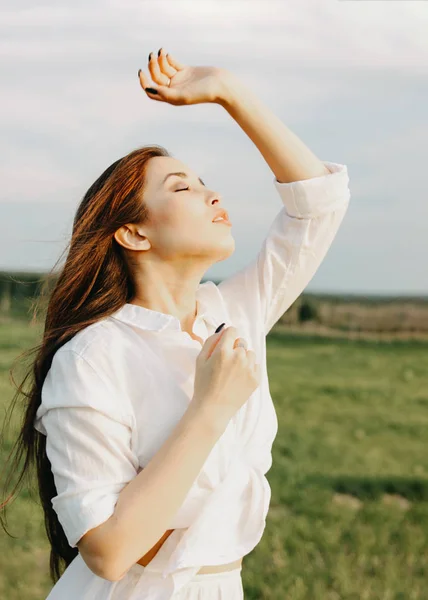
[1, 49, 351, 599]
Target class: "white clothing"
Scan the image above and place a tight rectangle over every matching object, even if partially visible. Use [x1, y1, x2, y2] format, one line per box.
[46, 562, 244, 599]
[34, 161, 351, 599]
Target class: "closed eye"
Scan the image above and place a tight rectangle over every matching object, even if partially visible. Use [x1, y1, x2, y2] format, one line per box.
[175, 186, 190, 192]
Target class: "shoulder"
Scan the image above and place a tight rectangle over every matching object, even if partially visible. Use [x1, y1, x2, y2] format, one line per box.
[57, 317, 134, 378]
[60, 317, 123, 358]
[43, 318, 135, 425]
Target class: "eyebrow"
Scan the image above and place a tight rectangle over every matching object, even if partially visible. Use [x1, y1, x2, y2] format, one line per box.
[162, 172, 206, 187]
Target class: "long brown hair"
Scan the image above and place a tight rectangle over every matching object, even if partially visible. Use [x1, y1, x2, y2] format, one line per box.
[0, 144, 171, 583]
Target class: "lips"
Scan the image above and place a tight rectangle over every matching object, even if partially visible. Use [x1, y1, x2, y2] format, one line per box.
[212, 218, 232, 226]
[212, 209, 231, 225]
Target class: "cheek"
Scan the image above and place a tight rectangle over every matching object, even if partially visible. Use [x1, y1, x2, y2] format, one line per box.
[151, 207, 181, 238]
[153, 212, 203, 250]
[155, 202, 212, 247]
[164, 203, 208, 231]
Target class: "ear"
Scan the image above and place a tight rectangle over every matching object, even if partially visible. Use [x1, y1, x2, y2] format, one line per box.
[114, 224, 151, 251]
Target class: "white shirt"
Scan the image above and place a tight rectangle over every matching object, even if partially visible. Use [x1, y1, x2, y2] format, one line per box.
[34, 160, 351, 599]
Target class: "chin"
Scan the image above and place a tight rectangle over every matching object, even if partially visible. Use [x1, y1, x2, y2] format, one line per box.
[215, 238, 235, 262]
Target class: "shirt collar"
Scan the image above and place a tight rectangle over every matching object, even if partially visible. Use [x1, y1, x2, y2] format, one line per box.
[109, 281, 220, 333]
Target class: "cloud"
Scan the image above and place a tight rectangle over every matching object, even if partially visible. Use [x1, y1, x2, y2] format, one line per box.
[1, 0, 427, 68]
[1, 0, 426, 293]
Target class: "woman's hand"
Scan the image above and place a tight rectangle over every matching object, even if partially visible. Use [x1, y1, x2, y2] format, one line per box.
[138, 47, 229, 106]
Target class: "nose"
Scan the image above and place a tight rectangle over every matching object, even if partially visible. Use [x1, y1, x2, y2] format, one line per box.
[210, 194, 222, 206]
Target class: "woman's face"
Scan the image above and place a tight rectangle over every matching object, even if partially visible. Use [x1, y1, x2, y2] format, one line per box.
[121, 156, 235, 266]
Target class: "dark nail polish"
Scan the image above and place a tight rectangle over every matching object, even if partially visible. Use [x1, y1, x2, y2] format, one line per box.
[158, 48, 162, 57]
[215, 323, 225, 334]
[137, 69, 141, 78]
[145, 87, 158, 95]
[148, 52, 152, 62]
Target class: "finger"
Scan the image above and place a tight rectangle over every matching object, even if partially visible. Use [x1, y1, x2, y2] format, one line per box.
[213, 326, 239, 354]
[246, 352, 256, 369]
[138, 69, 149, 89]
[145, 88, 165, 102]
[252, 362, 261, 383]
[138, 70, 163, 101]
[149, 50, 170, 86]
[233, 338, 247, 350]
[206, 329, 226, 359]
[206, 325, 231, 359]
[158, 48, 176, 78]
[153, 85, 189, 106]
[165, 52, 186, 71]
[233, 346, 247, 360]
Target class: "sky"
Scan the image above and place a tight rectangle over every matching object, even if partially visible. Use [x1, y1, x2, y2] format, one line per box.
[1, 0, 427, 296]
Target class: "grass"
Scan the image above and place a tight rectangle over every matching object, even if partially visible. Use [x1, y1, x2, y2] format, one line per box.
[1, 317, 427, 599]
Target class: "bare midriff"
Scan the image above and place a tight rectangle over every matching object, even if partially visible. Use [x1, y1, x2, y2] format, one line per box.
[136, 529, 243, 574]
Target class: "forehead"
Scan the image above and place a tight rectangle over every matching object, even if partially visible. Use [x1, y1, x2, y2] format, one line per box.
[146, 156, 197, 186]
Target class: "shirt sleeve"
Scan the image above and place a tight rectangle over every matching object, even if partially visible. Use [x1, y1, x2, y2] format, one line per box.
[33, 348, 140, 549]
[217, 161, 351, 335]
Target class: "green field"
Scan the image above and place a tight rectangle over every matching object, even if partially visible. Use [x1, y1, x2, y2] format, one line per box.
[1, 317, 427, 599]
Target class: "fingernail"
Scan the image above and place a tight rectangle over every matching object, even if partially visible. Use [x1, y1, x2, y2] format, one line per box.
[138, 69, 141, 78]
[148, 52, 152, 62]
[215, 323, 225, 334]
[145, 87, 158, 95]
[158, 48, 162, 57]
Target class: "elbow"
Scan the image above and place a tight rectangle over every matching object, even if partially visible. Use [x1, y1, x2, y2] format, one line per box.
[97, 552, 137, 582]
[77, 524, 126, 582]
[96, 563, 126, 583]
[76, 514, 151, 582]
[80, 551, 125, 582]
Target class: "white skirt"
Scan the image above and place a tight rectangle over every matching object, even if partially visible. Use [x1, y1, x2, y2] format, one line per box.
[45, 553, 244, 599]
[115, 563, 244, 599]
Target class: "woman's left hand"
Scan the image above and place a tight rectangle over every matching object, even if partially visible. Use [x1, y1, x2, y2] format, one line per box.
[138, 48, 229, 106]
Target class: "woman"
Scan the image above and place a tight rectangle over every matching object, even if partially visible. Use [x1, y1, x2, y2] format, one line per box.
[1, 49, 351, 599]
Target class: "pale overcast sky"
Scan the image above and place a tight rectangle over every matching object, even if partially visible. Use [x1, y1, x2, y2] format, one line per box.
[1, 0, 427, 295]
